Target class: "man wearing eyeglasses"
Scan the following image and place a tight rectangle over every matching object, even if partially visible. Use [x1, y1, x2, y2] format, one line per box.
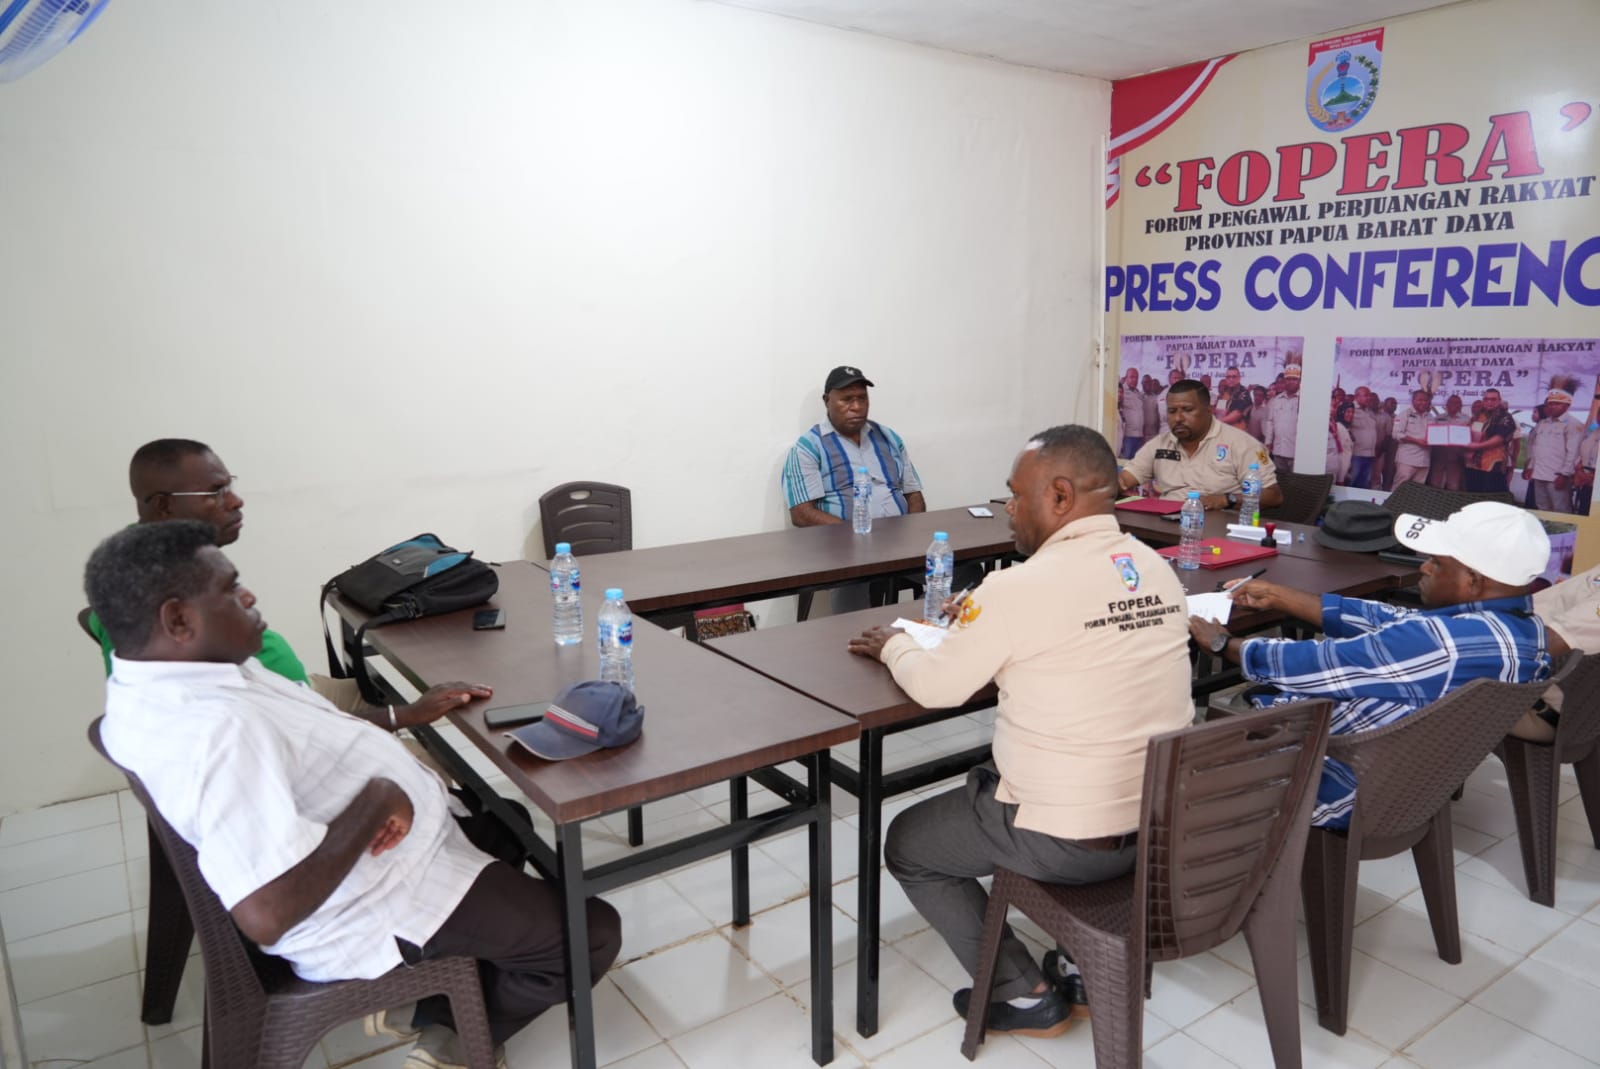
[88, 440, 491, 746]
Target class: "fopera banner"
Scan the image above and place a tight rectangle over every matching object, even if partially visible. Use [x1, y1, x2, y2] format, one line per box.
[1115, 335, 1303, 458]
[1103, 0, 1600, 559]
[1331, 337, 1600, 515]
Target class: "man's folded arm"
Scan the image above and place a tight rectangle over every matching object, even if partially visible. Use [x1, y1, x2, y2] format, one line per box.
[229, 777, 414, 947]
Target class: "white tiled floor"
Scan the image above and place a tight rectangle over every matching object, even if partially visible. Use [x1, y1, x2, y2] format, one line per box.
[3, 732, 1596, 1069]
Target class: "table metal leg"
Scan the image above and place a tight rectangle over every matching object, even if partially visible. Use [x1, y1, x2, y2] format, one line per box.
[730, 774, 750, 926]
[558, 823, 598, 1069]
[627, 805, 644, 847]
[806, 752, 834, 1066]
[855, 728, 885, 1038]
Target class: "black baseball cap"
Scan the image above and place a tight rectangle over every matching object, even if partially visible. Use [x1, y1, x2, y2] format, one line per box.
[824, 366, 875, 393]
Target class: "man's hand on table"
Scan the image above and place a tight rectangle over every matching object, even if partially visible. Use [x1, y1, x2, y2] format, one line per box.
[848, 626, 903, 661]
[398, 682, 494, 728]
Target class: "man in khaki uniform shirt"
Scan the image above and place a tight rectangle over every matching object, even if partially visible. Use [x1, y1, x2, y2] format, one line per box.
[1391, 389, 1435, 488]
[849, 425, 1193, 1036]
[1513, 561, 1600, 740]
[1523, 388, 1584, 514]
[1119, 379, 1284, 514]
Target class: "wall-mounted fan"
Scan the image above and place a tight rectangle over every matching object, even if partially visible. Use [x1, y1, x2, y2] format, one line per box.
[0, 0, 113, 83]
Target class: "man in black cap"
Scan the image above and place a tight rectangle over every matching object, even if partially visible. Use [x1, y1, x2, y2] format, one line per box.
[781, 366, 925, 527]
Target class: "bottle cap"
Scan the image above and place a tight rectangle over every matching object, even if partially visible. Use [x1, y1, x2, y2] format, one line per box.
[934, 531, 949, 541]
[1248, 462, 1260, 470]
[555, 542, 571, 555]
[1188, 490, 1201, 499]
[605, 588, 624, 600]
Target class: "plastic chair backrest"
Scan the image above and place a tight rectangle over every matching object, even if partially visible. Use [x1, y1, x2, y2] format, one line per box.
[1551, 650, 1600, 759]
[87, 719, 274, 1008]
[1137, 699, 1333, 962]
[1381, 481, 1516, 520]
[539, 481, 632, 559]
[1266, 471, 1333, 526]
[1332, 654, 1579, 841]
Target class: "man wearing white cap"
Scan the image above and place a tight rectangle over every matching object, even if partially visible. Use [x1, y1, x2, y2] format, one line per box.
[1523, 388, 1584, 513]
[1259, 364, 1301, 472]
[1188, 502, 1554, 828]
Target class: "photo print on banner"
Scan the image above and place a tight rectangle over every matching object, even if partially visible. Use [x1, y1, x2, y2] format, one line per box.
[1331, 337, 1600, 517]
[1116, 335, 1304, 464]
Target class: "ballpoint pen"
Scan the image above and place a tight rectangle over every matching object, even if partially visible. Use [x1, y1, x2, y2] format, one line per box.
[1217, 567, 1268, 593]
[943, 584, 976, 627]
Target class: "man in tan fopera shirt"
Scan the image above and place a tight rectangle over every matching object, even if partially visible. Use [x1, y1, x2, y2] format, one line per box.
[848, 425, 1192, 1037]
[1119, 379, 1284, 513]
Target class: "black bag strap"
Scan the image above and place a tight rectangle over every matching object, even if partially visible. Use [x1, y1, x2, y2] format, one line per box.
[319, 581, 406, 704]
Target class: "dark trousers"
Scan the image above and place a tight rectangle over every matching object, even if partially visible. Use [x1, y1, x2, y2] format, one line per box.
[1348, 455, 1374, 489]
[403, 861, 622, 1046]
[884, 763, 1136, 1002]
[1465, 466, 1508, 494]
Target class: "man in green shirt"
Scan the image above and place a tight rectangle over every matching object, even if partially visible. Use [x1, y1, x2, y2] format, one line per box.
[91, 439, 487, 729]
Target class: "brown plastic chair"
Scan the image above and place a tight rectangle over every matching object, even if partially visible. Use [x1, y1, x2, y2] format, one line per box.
[1264, 471, 1333, 526]
[1493, 651, 1600, 906]
[961, 699, 1335, 1069]
[1380, 481, 1516, 520]
[1300, 658, 1578, 1036]
[539, 481, 632, 559]
[88, 718, 498, 1069]
[76, 609, 194, 1024]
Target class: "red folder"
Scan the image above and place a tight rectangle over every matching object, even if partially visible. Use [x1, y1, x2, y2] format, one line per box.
[1115, 497, 1183, 515]
[1156, 538, 1278, 570]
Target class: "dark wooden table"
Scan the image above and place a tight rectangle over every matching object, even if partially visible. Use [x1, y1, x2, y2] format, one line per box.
[701, 534, 1422, 1036]
[704, 603, 995, 1037]
[571, 505, 1014, 614]
[333, 563, 859, 1069]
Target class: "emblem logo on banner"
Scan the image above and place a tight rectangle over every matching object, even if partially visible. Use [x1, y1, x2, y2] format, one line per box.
[1307, 28, 1383, 132]
[1112, 553, 1141, 592]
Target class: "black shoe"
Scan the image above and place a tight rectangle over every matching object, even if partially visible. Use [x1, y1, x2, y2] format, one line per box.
[1041, 950, 1091, 1020]
[952, 987, 1075, 1038]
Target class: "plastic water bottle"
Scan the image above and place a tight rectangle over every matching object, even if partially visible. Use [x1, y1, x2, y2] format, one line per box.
[549, 542, 583, 647]
[1178, 492, 1205, 571]
[598, 589, 634, 691]
[852, 465, 872, 534]
[1239, 464, 1262, 528]
[923, 531, 954, 625]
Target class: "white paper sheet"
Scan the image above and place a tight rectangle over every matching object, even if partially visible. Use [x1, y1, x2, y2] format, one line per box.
[892, 617, 951, 650]
[1185, 592, 1234, 624]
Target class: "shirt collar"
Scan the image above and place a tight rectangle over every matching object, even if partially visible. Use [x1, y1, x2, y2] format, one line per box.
[820, 419, 876, 443]
[109, 655, 252, 686]
[1037, 513, 1119, 551]
[1419, 594, 1536, 617]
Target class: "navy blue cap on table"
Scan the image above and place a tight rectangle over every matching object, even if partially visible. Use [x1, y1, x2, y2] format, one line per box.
[824, 366, 874, 393]
[508, 681, 644, 761]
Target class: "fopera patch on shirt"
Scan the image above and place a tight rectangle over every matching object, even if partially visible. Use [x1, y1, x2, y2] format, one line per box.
[1216, 444, 1230, 461]
[1112, 552, 1140, 592]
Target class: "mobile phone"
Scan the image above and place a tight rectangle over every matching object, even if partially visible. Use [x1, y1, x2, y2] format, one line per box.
[968, 506, 994, 517]
[1158, 512, 1183, 522]
[472, 608, 506, 630]
[483, 703, 544, 729]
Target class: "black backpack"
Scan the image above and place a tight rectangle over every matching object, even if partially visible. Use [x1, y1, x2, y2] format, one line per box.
[320, 533, 499, 703]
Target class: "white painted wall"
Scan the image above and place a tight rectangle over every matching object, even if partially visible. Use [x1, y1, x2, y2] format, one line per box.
[0, 0, 1108, 815]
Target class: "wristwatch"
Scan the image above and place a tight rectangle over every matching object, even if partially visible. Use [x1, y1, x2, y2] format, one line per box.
[1224, 492, 1240, 509]
[1209, 631, 1230, 655]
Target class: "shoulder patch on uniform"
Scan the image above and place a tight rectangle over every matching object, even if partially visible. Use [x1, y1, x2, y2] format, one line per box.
[957, 599, 983, 628]
[1257, 449, 1270, 465]
[1112, 553, 1140, 592]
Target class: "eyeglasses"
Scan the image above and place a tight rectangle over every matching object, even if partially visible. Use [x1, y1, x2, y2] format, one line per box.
[143, 478, 239, 506]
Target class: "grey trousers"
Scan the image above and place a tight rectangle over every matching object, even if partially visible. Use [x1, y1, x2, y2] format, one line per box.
[884, 762, 1137, 1001]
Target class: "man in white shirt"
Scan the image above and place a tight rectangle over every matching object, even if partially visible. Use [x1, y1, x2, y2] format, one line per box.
[88, 521, 621, 1069]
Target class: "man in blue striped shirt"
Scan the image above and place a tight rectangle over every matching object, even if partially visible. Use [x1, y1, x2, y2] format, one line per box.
[1189, 502, 1554, 828]
[783, 366, 925, 526]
